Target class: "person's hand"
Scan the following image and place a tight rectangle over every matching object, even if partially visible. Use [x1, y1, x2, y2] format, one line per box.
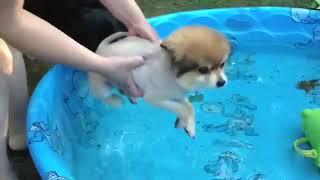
[0, 53, 13, 76]
[127, 20, 160, 43]
[0, 40, 13, 76]
[98, 56, 144, 101]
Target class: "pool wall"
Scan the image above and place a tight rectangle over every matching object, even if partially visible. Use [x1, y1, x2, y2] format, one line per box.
[27, 7, 320, 179]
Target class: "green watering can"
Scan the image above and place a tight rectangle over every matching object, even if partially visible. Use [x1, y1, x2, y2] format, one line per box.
[309, 0, 320, 9]
[294, 108, 320, 167]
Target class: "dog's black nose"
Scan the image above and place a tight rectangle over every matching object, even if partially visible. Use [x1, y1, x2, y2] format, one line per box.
[216, 80, 226, 87]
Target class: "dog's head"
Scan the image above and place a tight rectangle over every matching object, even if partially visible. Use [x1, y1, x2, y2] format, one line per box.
[161, 26, 231, 91]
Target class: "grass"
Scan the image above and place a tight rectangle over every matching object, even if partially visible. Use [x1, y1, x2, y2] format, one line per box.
[137, 0, 310, 17]
[26, 0, 313, 93]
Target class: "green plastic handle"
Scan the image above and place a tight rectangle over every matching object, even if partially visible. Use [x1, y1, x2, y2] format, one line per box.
[294, 137, 318, 159]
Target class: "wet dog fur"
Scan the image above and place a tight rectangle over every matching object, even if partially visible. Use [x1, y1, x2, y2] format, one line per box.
[89, 26, 231, 138]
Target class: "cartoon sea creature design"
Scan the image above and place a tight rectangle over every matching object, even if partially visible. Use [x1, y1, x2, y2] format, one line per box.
[226, 53, 257, 82]
[50, 126, 64, 155]
[45, 171, 68, 180]
[188, 91, 205, 103]
[247, 173, 265, 180]
[202, 115, 258, 136]
[62, 70, 100, 140]
[201, 94, 258, 136]
[313, 24, 320, 40]
[201, 94, 257, 117]
[204, 151, 241, 180]
[222, 94, 257, 118]
[28, 122, 50, 144]
[200, 102, 224, 113]
[291, 8, 320, 48]
[211, 139, 254, 149]
[291, 8, 320, 24]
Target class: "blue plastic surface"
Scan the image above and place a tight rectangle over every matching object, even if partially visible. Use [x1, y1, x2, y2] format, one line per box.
[27, 7, 320, 180]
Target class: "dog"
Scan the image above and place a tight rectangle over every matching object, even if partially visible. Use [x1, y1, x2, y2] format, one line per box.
[89, 26, 231, 138]
[0, 38, 29, 180]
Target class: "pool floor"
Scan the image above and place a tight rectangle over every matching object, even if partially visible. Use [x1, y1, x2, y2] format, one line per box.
[64, 44, 320, 180]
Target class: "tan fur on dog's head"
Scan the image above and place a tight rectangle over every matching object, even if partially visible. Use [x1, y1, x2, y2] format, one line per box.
[161, 26, 231, 90]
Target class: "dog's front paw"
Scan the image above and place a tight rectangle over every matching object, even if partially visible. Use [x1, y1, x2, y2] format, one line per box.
[175, 118, 184, 128]
[175, 116, 195, 139]
[185, 116, 196, 139]
[185, 102, 196, 138]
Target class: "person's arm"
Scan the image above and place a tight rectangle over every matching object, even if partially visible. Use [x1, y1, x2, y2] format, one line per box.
[0, 0, 103, 72]
[0, 0, 143, 97]
[99, 0, 160, 42]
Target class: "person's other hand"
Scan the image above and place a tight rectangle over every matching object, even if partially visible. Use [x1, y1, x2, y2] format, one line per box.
[127, 21, 160, 43]
[99, 56, 144, 100]
[0, 40, 13, 76]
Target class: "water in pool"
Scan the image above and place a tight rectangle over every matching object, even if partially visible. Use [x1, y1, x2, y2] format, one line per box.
[62, 44, 320, 180]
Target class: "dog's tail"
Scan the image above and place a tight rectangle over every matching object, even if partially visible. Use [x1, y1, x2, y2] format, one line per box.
[96, 32, 129, 53]
[102, 32, 129, 45]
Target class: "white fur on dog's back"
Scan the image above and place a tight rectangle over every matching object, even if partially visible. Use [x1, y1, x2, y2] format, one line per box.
[90, 33, 186, 101]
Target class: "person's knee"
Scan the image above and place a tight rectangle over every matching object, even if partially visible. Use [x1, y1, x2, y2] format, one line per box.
[7, 46, 28, 119]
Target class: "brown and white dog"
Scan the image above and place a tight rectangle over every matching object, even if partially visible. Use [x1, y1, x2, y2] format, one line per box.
[89, 26, 231, 138]
[0, 38, 28, 180]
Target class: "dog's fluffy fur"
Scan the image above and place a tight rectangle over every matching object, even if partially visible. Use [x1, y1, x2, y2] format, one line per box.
[89, 26, 231, 138]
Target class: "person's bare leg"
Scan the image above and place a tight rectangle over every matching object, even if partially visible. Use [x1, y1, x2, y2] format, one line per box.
[0, 76, 17, 180]
[0, 138, 17, 180]
[7, 45, 28, 151]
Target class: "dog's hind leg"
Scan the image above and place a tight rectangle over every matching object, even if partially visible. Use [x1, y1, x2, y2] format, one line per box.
[89, 73, 124, 107]
[176, 100, 195, 138]
[148, 98, 196, 138]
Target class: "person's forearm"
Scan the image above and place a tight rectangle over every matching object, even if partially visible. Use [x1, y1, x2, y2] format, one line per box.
[99, 0, 146, 27]
[0, 1, 102, 72]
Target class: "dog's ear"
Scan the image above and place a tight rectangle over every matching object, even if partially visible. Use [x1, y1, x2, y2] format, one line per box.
[160, 39, 183, 63]
[160, 40, 174, 61]
[161, 40, 198, 77]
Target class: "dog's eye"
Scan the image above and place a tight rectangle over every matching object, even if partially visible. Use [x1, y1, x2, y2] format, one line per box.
[198, 66, 210, 74]
[220, 62, 225, 68]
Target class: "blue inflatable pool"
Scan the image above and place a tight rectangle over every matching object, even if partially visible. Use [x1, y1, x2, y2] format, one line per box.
[27, 7, 320, 180]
